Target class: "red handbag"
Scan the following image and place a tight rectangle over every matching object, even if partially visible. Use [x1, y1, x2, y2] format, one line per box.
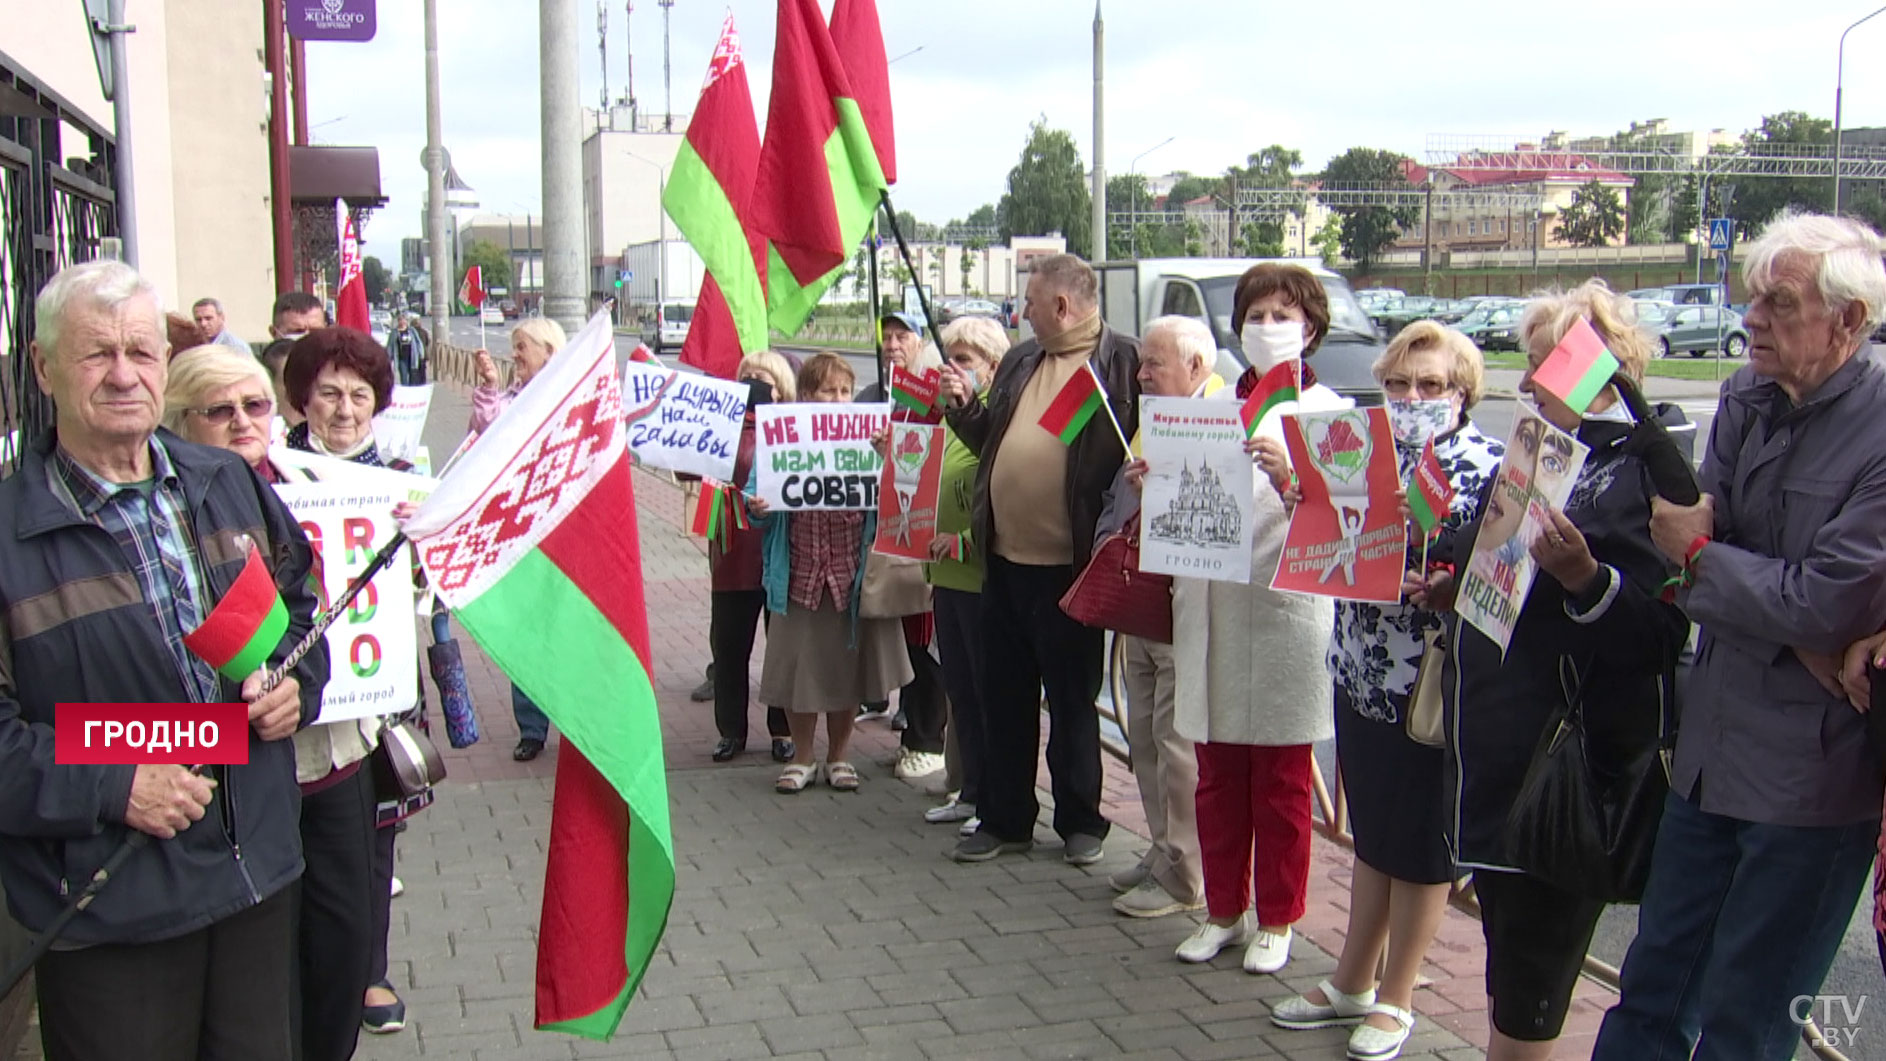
[1059, 519, 1174, 644]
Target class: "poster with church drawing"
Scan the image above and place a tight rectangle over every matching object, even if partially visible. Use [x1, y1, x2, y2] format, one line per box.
[1138, 396, 1255, 584]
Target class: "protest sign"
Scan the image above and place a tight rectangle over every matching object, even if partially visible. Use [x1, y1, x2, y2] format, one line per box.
[622, 362, 748, 481]
[875, 423, 945, 559]
[271, 476, 419, 723]
[370, 384, 433, 463]
[1457, 409, 1589, 654]
[1273, 406, 1408, 603]
[1137, 397, 1255, 583]
[754, 403, 889, 511]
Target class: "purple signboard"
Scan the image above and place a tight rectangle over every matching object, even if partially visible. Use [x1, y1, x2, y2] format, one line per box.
[289, 0, 377, 42]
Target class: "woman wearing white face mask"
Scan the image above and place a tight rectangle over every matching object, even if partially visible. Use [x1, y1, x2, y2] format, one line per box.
[1169, 265, 1346, 981]
[1260, 320, 1505, 1060]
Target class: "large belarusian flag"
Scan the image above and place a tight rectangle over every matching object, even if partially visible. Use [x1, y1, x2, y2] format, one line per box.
[663, 12, 768, 362]
[749, 0, 889, 334]
[404, 310, 671, 1041]
[830, 0, 895, 186]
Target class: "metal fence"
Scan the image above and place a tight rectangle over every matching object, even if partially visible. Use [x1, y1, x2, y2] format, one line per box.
[1096, 637, 1845, 1060]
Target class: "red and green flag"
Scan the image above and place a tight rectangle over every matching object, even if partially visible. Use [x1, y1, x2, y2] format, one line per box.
[1239, 361, 1300, 437]
[406, 310, 671, 1042]
[890, 366, 940, 417]
[1531, 316, 1621, 415]
[831, 0, 895, 186]
[628, 343, 663, 367]
[663, 13, 769, 365]
[1038, 363, 1107, 446]
[689, 479, 749, 547]
[183, 542, 288, 681]
[1407, 439, 1456, 540]
[749, 0, 890, 334]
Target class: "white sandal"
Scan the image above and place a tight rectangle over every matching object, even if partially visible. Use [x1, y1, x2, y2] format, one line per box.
[1346, 1002, 1414, 1061]
[775, 763, 817, 793]
[1270, 978, 1377, 1029]
[824, 761, 860, 791]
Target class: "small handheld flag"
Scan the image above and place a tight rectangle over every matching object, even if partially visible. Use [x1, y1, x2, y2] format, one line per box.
[1038, 363, 1107, 446]
[1240, 361, 1300, 438]
[183, 541, 288, 681]
[890, 366, 941, 417]
[1407, 439, 1457, 541]
[458, 265, 486, 309]
[1531, 317, 1621, 416]
[628, 343, 665, 367]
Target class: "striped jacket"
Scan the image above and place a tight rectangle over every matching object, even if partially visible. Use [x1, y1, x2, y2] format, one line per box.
[0, 429, 326, 944]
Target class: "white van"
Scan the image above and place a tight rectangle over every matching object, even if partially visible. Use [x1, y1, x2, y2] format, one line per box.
[646, 301, 695, 354]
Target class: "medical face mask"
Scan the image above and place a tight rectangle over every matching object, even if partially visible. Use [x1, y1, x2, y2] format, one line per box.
[1240, 321, 1305, 373]
[1386, 398, 1455, 448]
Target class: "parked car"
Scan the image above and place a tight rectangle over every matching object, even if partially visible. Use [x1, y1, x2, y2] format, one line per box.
[479, 303, 503, 325]
[644, 301, 694, 354]
[951, 298, 1003, 321]
[1627, 283, 1725, 307]
[1640, 304, 1749, 358]
[1376, 295, 1441, 337]
[499, 299, 519, 320]
[1452, 304, 1526, 351]
[1090, 257, 1388, 407]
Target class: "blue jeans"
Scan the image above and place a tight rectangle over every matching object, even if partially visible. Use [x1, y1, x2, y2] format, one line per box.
[429, 609, 450, 645]
[1593, 790, 1877, 1061]
[513, 685, 550, 743]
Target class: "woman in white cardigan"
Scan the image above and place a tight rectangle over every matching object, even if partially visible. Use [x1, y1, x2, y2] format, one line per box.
[1170, 264, 1347, 977]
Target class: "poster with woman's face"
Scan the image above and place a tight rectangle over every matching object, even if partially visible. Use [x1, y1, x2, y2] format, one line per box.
[1458, 408, 1588, 654]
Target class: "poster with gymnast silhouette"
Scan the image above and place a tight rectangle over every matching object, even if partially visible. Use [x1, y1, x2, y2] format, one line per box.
[1457, 408, 1589, 655]
[1272, 406, 1407, 603]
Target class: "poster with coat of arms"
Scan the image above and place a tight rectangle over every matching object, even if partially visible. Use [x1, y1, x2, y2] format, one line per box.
[1272, 406, 1409, 603]
[873, 423, 945, 559]
[1138, 397, 1255, 583]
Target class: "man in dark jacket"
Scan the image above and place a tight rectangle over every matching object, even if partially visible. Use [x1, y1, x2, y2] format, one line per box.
[1596, 213, 1886, 1061]
[939, 253, 1139, 865]
[1, 260, 326, 1060]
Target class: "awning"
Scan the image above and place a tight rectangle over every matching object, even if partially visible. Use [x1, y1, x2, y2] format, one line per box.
[289, 145, 385, 207]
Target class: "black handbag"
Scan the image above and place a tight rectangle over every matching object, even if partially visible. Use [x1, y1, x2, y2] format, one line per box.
[1504, 653, 1671, 903]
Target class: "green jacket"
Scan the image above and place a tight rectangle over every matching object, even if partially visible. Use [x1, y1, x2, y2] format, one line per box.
[927, 398, 985, 593]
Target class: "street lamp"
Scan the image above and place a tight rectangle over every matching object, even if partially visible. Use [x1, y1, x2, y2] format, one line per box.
[1834, 4, 1886, 215]
[1128, 136, 1175, 259]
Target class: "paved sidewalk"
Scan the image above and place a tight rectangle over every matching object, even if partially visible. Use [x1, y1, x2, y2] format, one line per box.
[341, 378, 1622, 1060]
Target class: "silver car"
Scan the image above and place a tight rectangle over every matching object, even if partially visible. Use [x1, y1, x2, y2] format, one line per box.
[1640, 304, 1749, 359]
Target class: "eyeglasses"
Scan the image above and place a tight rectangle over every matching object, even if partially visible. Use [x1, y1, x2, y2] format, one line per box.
[1381, 376, 1454, 399]
[186, 396, 274, 425]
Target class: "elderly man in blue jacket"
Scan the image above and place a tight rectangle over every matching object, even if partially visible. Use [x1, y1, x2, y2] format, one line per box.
[0, 260, 326, 1061]
[1595, 212, 1886, 1061]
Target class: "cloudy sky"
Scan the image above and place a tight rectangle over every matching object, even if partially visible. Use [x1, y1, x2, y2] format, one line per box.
[306, 0, 1886, 265]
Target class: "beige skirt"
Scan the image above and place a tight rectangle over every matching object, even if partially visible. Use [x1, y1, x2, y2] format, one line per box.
[759, 601, 913, 714]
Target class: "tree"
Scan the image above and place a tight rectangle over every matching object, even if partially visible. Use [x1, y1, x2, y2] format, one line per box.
[1728, 111, 1835, 237]
[998, 117, 1092, 257]
[1106, 173, 1153, 257]
[1321, 148, 1419, 272]
[1240, 220, 1286, 257]
[959, 245, 978, 295]
[1164, 172, 1219, 209]
[964, 203, 998, 229]
[460, 240, 514, 298]
[1311, 215, 1343, 267]
[1556, 179, 1627, 247]
[1224, 146, 1302, 189]
[362, 255, 391, 305]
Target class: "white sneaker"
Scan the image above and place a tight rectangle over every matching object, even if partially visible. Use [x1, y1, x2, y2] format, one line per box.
[1242, 926, 1292, 974]
[389, 876, 404, 899]
[958, 815, 981, 838]
[1346, 1003, 1415, 1060]
[924, 796, 976, 823]
[894, 749, 946, 780]
[1175, 912, 1253, 963]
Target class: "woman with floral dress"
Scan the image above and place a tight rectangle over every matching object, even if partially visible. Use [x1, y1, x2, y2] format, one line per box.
[1257, 320, 1504, 1060]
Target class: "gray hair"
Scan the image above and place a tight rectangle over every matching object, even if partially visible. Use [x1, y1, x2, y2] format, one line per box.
[1743, 211, 1886, 331]
[192, 297, 224, 314]
[1143, 315, 1217, 374]
[1028, 253, 1098, 308]
[35, 259, 164, 358]
[939, 316, 1010, 367]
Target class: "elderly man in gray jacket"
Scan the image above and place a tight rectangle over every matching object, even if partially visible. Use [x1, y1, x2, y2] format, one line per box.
[1595, 212, 1886, 1061]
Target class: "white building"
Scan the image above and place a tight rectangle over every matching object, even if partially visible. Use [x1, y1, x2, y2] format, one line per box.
[582, 106, 686, 297]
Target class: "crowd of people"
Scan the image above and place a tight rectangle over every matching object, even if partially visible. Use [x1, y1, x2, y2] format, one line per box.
[1, 208, 1885, 1061]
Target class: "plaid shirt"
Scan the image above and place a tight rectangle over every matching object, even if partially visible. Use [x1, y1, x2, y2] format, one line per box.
[787, 511, 864, 611]
[47, 437, 219, 703]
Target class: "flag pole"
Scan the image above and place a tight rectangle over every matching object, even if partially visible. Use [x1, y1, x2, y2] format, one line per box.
[877, 191, 944, 356]
[1086, 361, 1133, 459]
[869, 219, 884, 395]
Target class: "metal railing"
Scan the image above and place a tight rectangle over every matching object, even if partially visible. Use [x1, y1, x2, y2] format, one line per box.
[1096, 635, 1845, 1060]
